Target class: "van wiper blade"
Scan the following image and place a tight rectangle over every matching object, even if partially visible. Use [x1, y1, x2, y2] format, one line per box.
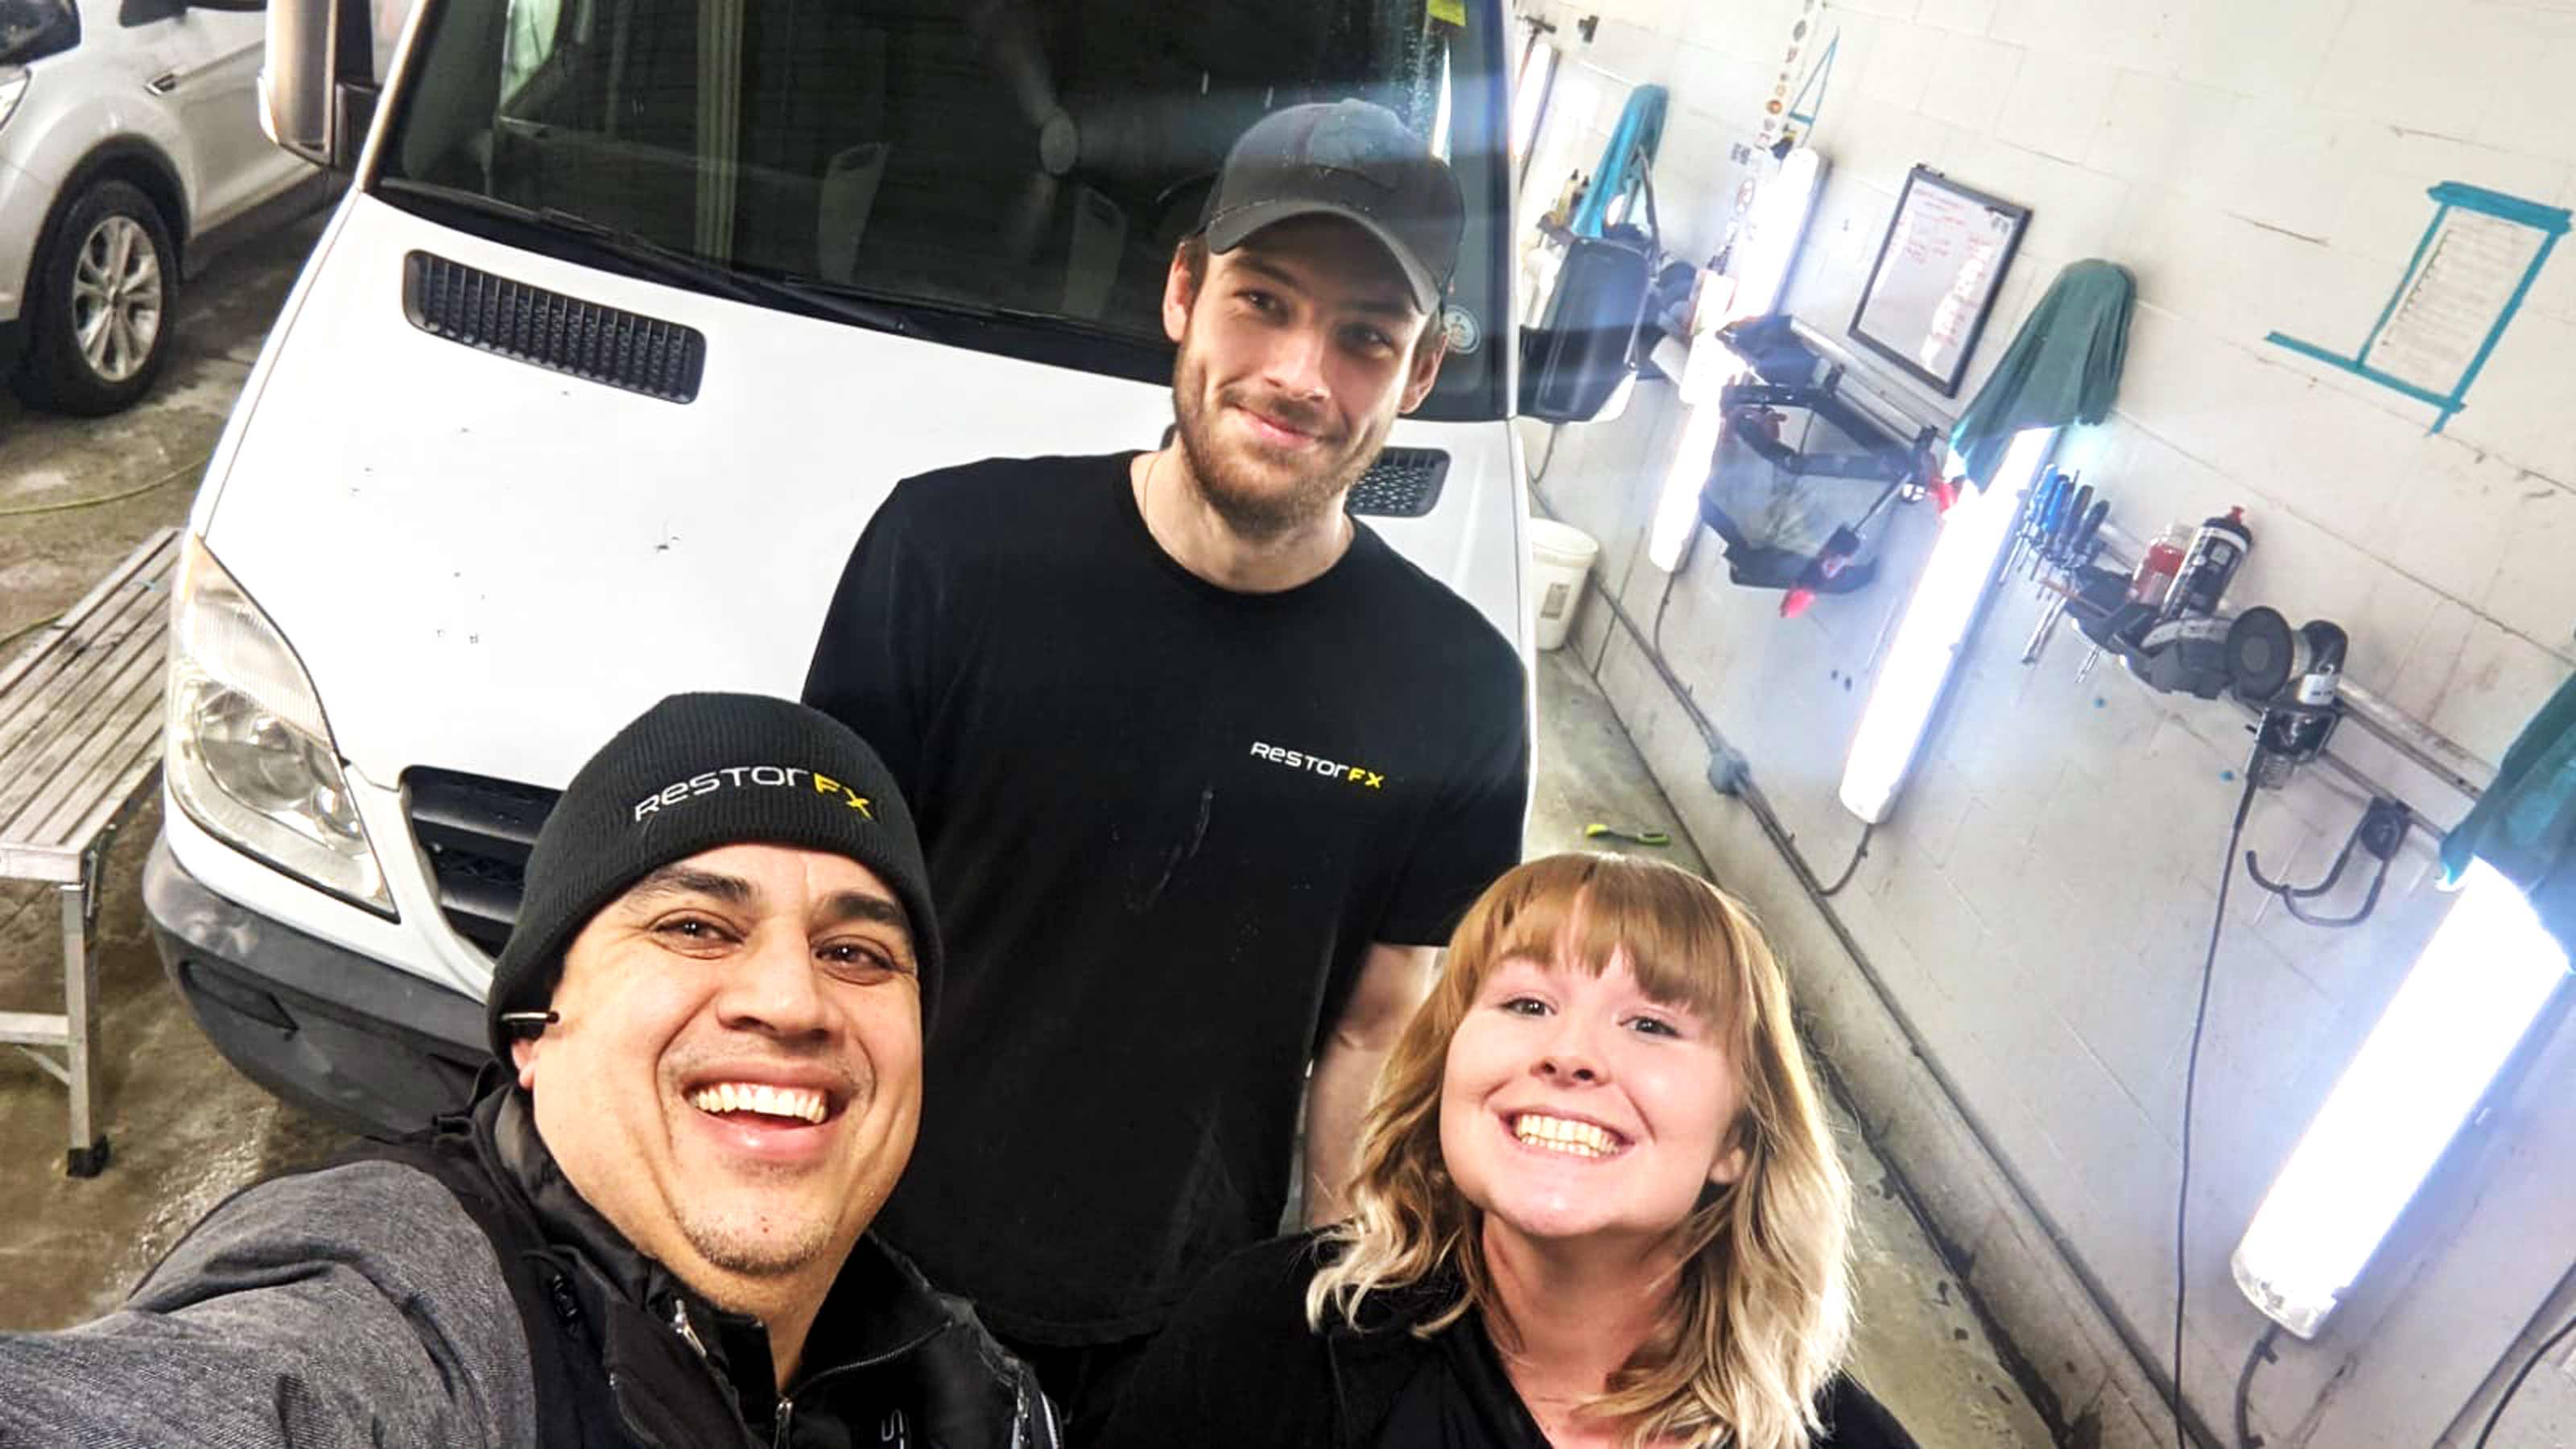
[375, 179, 758, 297]
[720, 270, 927, 340]
[768, 284, 1138, 349]
[374, 179, 914, 336]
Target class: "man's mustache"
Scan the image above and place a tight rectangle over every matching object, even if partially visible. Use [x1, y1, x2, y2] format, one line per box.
[1220, 386, 1341, 445]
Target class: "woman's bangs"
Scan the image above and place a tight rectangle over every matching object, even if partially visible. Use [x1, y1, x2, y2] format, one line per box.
[1466, 857, 1745, 1032]
[1579, 869, 1745, 1031]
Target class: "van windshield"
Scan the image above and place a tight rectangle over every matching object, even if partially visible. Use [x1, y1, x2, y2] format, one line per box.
[375, 0, 1509, 420]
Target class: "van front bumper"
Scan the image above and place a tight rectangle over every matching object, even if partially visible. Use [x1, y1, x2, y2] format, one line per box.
[144, 834, 489, 1137]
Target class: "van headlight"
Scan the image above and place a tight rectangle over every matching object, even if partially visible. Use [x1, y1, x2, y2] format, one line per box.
[165, 535, 394, 915]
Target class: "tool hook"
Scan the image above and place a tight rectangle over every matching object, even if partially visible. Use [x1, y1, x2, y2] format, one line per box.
[2243, 797, 2409, 928]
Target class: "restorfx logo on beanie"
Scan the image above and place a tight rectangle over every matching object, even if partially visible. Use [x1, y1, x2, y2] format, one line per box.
[488, 692, 940, 1060]
[634, 764, 875, 823]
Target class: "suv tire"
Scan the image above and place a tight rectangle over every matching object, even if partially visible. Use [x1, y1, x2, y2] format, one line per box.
[10, 179, 181, 416]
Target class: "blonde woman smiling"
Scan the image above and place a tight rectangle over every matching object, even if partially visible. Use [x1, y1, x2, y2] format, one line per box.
[1099, 854, 1913, 1448]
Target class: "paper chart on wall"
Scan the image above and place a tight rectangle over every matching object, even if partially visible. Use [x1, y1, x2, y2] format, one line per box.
[2364, 210, 2545, 394]
[1849, 168, 2028, 396]
[2263, 180, 2569, 434]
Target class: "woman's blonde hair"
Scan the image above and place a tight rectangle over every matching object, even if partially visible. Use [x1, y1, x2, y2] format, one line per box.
[1307, 852, 1853, 1448]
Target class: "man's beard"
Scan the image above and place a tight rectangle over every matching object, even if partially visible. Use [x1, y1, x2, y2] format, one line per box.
[677, 1196, 836, 1280]
[1171, 348, 1388, 543]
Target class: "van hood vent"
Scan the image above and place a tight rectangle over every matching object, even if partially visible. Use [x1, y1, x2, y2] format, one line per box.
[1346, 448, 1448, 518]
[402, 252, 706, 403]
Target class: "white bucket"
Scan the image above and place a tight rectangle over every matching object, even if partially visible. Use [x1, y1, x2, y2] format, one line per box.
[1527, 518, 1600, 653]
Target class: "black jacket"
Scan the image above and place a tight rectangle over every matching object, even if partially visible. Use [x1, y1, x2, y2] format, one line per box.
[0, 1080, 1056, 1448]
[1096, 1233, 1920, 1449]
[383, 1085, 1061, 1448]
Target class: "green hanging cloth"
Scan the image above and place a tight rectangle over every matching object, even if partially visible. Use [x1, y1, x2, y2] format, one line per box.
[2441, 671, 2576, 947]
[1949, 259, 2136, 489]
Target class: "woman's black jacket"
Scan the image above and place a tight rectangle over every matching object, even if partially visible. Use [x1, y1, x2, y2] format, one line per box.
[1096, 1232, 1922, 1448]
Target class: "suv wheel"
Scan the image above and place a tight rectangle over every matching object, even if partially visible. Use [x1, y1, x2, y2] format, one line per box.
[10, 179, 180, 416]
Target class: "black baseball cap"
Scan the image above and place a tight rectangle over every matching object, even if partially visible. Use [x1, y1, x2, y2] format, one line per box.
[1199, 99, 1464, 315]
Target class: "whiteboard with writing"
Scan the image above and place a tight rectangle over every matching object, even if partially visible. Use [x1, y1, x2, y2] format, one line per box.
[1848, 167, 2030, 396]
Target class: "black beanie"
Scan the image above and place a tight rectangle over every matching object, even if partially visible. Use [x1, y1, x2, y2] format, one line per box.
[486, 692, 939, 1059]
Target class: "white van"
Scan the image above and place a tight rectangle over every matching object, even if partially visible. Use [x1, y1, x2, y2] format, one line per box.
[145, 0, 1629, 1133]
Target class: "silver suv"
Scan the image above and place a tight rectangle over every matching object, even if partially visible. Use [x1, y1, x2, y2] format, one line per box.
[0, 0, 324, 414]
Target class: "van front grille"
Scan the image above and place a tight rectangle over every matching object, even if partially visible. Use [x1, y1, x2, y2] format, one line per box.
[403, 252, 707, 402]
[1345, 448, 1449, 518]
[405, 768, 559, 957]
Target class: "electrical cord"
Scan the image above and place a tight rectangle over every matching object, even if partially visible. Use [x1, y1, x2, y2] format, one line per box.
[2473, 1306, 2576, 1448]
[1649, 567, 1681, 657]
[2233, 1323, 2280, 1449]
[1528, 424, 1564, 487]
[1818, 822, 1873, 897]
[2177, 770, 2261, 1449]
[0, 456, 204, 519]
[0, 614, 60, 658]
[1634, 400, 1867, 899]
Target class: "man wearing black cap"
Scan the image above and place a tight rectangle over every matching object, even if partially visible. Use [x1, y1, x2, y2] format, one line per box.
[803, 100, 1530, 1435]
[0, 694, 1056, 1448]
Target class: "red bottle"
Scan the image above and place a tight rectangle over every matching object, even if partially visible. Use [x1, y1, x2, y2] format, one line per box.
[2128, 525, 2188, 608]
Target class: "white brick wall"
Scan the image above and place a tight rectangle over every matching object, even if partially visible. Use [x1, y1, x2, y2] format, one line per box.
[1517, 0, 2576, 1441]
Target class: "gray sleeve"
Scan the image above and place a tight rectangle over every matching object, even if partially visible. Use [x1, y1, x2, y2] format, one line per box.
[0, 1160, 540, 1449]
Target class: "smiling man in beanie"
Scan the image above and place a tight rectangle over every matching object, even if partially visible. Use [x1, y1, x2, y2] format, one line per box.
[0, 693, 1057, 1449]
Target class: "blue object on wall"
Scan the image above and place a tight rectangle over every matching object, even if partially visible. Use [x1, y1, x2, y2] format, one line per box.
[1572, 85, 1667, 238]
[2264, 181, 2570, 434]
[1787, 34, 1837, 130]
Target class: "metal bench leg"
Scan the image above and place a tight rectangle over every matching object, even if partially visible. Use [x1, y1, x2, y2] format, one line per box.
[62, 876, 109, 1179]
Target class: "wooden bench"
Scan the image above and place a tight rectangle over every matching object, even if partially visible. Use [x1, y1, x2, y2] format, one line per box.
[0, 526, 180, 1177]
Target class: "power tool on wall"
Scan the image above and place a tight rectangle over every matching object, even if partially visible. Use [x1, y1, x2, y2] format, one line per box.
[2055, 503, 2348, 789]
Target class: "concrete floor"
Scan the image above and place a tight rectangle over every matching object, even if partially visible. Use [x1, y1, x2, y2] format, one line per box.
[0, 213, 352, 1331]
[0, 217, 2047, 1447]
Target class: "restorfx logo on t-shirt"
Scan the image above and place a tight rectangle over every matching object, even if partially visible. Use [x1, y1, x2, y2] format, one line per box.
[1249, 740, 1385, 790]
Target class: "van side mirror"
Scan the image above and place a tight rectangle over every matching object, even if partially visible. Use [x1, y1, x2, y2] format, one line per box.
[1517, 233, 1653, 425]
[261, 0, 379, 171]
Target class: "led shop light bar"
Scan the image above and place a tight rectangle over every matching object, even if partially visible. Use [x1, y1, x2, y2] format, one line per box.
[2233, 860, 2570, 1338]
[1647, 396, 1728, 573]
[1839, 427, 2056, 824]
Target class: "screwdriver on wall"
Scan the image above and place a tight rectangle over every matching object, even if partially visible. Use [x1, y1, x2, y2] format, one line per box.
[2037, 482, 2091, 598]
[2008, 469, 2066, 580]
[2021, 496, 2109, 665]
[2024, 471, 2071, 581]
[2020, 492, 2079, 660]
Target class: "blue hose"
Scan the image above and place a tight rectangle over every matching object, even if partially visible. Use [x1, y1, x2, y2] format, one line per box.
[1571, 85, 1668, 237]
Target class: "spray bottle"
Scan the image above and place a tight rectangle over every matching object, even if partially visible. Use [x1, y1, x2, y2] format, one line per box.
[2162, 506, 2252, 621]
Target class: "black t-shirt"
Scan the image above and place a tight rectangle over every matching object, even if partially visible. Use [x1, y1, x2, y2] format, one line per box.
[803, 452, 1530, 1341]
[1377, 1314, 1551, 1448]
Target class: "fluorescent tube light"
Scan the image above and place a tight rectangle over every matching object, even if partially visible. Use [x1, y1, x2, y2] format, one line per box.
[1646, 394, 1729, 573]
[2232, 860, 2570, 1339]
[1725, 147, 1827, 325]
[1838, 427, 2054, 824]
